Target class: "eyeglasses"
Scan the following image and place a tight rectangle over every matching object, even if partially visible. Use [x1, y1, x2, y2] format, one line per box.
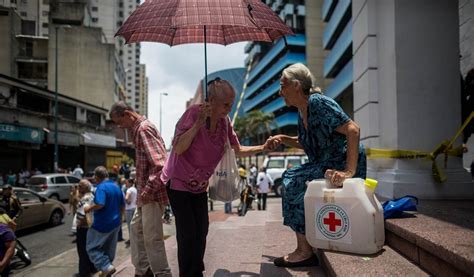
[207, 77, 222, 86]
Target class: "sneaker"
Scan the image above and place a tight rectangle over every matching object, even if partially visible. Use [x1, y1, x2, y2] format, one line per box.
[99, 265, 116, 277]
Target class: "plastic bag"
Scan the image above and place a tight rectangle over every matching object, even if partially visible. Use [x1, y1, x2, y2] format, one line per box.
[382, 195, 418, 219]
[208, 138, 240, 202]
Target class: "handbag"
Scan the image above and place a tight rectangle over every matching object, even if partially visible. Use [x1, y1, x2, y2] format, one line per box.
[208, 136, 240, 202]
[382, 195, 418, 219]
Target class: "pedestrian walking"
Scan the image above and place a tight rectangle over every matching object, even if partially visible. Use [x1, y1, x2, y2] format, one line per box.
[73, 165, 84, 179]
[124, 178, 137, 247]
[74, 179, 96, 277]
[256, 167, 272, 211]
[110, 101, 171, 277]
[85, 166, 125, 277]
[161, 78, 275, 277]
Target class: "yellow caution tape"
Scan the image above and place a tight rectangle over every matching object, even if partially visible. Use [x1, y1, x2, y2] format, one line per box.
[367, 112, 473, 183]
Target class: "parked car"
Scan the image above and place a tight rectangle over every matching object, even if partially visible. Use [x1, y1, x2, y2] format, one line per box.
[26, 174, 81, 201]
[12, 187, 65, 231]
[263, 153, 308, 196]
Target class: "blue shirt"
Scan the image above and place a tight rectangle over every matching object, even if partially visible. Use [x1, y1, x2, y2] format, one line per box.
[92, 180, 125, 233]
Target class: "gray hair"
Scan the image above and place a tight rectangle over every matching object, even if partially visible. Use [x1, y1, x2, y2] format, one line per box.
[109, 101, 134, 118]
[282, 63, 322, 95]
[94, 166, 109, 181]
[78, 179, 92, 192]
[207, 78, 235, 100]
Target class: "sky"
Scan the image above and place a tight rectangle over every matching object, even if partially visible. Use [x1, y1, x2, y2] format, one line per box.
[141, 42, 247, 148]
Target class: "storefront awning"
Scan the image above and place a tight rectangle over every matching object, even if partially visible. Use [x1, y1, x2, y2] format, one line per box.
[82, 132, 116, 148]
[47, 132, 80, 147]
[0, 123, 44, 144]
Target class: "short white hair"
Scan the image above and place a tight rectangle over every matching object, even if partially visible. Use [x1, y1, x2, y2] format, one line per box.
[282, 63, 321, 95]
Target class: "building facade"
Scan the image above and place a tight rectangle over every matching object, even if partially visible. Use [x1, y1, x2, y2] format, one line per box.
[242, 0, 307, 139]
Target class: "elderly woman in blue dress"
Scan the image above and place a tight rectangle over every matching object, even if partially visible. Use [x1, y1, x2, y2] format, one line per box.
[267, 63, 367, 267]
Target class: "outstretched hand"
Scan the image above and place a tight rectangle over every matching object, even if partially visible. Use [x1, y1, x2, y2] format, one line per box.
[324, 169, 354, 187]
[264, 135, 282, 151]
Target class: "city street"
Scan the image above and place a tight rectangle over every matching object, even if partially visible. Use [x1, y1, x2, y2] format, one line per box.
[10, 206, 75, 275]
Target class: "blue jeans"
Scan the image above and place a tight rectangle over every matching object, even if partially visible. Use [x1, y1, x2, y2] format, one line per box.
[86, 225, 120, 271]
[224, 202, 232, 213]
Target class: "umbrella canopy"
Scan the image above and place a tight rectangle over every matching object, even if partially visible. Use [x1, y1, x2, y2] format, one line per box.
[116, 0, 293, 45]
[115, 0, 294, 100]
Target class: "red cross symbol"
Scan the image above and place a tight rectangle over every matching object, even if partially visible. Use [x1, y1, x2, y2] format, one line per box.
[323, 212, 342, 232]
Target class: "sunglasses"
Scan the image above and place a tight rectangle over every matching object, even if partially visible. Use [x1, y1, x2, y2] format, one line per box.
[207, 77, 222, 86]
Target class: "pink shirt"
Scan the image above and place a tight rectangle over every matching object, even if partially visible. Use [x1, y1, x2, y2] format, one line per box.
[161, 105, 239, 194]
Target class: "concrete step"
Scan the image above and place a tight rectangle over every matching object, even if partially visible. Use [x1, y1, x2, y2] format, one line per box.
[320, 246, 428, 276]
[260, 221, 326, 276]
[385, 210, 474, 276]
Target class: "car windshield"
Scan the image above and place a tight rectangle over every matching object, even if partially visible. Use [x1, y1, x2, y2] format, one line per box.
[267, 159, 285, 169]
[287, 158, 302, 167]
[27, 177, 47, 185]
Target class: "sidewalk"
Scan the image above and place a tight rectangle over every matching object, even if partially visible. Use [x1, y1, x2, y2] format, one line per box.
[14, 202, 232, 277]
[14, 221, 176, 277]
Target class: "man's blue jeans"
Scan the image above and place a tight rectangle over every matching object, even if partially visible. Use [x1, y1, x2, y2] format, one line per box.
[86, 225, 120, 271]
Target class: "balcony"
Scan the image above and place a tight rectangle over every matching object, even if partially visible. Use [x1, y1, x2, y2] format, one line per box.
[322, 0, 351, 49]
[322, 0, 338, 22]
[323, 21, 352, 78]
[245, 52, 306, 99]
[273, 112, 298, 130]
[324, 59, 353, 99]
[247, 34, 305, 85]
[244, 79, 280, 112]
[261, 97, 286, 114]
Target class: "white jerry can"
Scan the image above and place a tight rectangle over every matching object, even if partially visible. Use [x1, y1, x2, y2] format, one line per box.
[304, 178, 385, 255]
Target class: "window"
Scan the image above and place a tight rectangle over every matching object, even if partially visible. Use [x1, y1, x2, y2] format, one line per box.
[86, 111, 101, 126]
[267, 159, 284, 169]
[91, 6, 98, 12]
[20, 11, 27, 17]
[58, 102, 76, 121]
[42, 22, 48, 28]
[54, 176, 68, 184]
[287, 158, 302, 168]
[119, 11, 123, 17]
[67, 176, 80, 184]
[21, 20, 35, 35]
[16, 90, 49, 113]
[91, 17, 98, 23]
[15, 191, 41, 204]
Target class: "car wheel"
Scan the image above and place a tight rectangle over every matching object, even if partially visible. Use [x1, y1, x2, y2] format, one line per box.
[50, 194, 60, 201]
[49, 209, 63, 226]
[274, 179, 283, 197]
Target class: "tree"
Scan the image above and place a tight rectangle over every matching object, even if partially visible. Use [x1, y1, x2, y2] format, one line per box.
[233, 110, 277, 145]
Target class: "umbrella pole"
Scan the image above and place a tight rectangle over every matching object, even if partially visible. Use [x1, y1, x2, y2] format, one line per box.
[204, 25, 208, 101]
[204, 25, 210, 129]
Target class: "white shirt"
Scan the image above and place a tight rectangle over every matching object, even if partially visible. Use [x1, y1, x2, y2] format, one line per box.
[73, 167, 84, 178]
[257, 172, 273, 193]
[125, 187, 137, 210]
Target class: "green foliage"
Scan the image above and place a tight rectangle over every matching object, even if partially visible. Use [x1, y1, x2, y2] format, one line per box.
[233, 110, 277, 144]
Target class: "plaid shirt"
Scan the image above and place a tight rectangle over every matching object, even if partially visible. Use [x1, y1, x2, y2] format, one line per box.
[130, 116, 169, 207]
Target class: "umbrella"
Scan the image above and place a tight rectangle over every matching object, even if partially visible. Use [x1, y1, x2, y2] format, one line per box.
[115, 0, 294, 100]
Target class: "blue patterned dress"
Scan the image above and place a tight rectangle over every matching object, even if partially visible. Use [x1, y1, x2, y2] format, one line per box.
[282, 94, 367, 234]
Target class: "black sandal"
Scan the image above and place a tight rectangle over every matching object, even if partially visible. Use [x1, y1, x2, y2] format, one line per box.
[273, 254, 319, 268]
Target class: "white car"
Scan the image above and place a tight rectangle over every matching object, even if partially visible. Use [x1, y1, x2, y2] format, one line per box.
[26, 173, 80, 201]
[263, 153, 308, 196]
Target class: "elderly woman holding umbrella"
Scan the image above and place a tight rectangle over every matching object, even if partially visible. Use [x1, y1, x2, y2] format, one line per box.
[267, 63, 367, 267]
[161, 78, 275, 276]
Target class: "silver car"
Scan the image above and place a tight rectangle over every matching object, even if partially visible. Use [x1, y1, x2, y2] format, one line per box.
[26, 173, 81, 201]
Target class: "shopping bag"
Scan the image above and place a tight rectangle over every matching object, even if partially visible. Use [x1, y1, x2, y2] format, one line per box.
[208, 138, 240, 202]
[382, 195, 418, 219]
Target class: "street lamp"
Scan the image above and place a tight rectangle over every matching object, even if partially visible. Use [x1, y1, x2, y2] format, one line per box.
[54, 24, 71, 172]
[159, 92, 168, 134]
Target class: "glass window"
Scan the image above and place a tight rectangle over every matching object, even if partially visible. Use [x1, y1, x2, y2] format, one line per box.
[67, 176, 80, 184]
[287, 158, 302, 167]
[58, 102, 76, 121]
[267, 159, 284, 169]
[27, 177, 47, 185]
[15, 191, 41, 204]
[91, 17, 98, 23]
[54, 176, 68, 184]
[86, 111, 101, 126]
[91, 6, 98, 11]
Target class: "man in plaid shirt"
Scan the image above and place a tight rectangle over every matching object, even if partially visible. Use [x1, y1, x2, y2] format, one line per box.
[110, 101, 170, 277]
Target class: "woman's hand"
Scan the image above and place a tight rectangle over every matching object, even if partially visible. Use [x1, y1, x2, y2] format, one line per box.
[264, 135, 282, 151]
[195, 103, 211, 128]
[325, 169, 354, 187]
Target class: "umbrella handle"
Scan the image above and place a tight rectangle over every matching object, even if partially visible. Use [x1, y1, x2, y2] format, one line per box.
[204, 25, 210, 129]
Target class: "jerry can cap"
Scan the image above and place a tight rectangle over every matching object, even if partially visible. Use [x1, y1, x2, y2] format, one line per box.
[365, 178, 378, 190]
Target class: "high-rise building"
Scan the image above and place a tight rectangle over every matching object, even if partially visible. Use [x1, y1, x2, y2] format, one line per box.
[242, 0, 307, 139]
[138, 64, 148, 117]
[5, 0, 50, 37]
